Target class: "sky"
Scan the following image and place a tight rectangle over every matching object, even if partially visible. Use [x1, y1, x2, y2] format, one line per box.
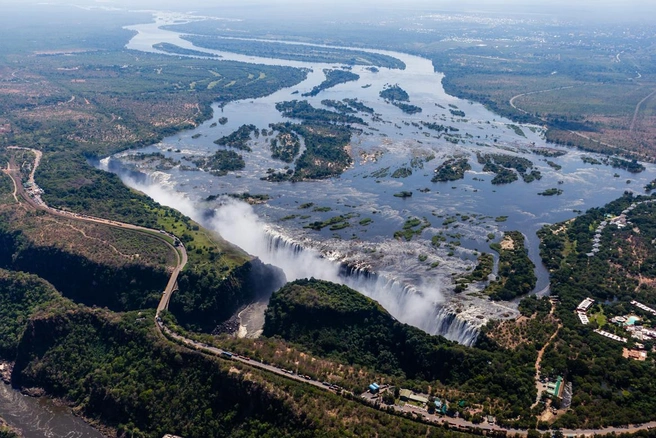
[1, 0, 654, 23]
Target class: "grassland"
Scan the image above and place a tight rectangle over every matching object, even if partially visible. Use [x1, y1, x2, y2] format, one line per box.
[431, 32, 656, 160]
[179, 35, 406, 69]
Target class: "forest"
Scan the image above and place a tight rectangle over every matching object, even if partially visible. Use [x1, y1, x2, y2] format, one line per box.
[0, 270, 480, 438]
[214, 124, 257, 151]
[432, 158, 471, 182]
[485, 232, 536, 301]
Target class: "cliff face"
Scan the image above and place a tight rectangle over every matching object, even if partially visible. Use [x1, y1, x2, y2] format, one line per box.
[0, 227, 169, 312]
[12, 308, 310, 438]
[263, 279, 483, 383]
[0, 269, 62, 359]
[172, 258, 286, 333]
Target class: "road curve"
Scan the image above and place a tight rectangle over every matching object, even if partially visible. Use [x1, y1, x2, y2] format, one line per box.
[4, 147, 656, 437]
[2, 147, 188, 316]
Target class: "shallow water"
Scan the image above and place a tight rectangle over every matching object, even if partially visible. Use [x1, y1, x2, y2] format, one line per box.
[107, 10, 656, 337]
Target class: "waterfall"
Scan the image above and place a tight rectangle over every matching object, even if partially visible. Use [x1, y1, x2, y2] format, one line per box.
[262, 231, 480, 346]
[98, 158, 480, 346]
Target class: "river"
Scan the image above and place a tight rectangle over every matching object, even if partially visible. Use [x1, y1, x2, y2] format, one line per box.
[0, 382, 106, 438]
[103, 10, 656, 343]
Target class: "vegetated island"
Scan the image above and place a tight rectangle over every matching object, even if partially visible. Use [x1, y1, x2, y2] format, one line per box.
[538, 188, 563, 196]
[432, 158, 471, 182]
[179, 35, 406, 69]
[485, 231, 536, 300]
[477, 153, 542, 184]
[152, 42, 221, 58]
[214, 124, 257, 151]
[261, 100, 363, 181]
[302, 69, 360, 97]
[192, 150, 245, 176]
[379, 84, 422, 114]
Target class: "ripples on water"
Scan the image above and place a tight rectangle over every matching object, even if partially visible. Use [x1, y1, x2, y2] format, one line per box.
[0, 383, 105, 438]
[108, 11, 656, 341]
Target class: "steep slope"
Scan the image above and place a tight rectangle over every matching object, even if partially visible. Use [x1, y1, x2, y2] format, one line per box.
[263, 279, 536, 417]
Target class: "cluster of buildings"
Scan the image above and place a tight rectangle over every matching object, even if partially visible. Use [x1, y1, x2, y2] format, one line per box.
[586, 200, 656, 257]
[586, 223, 607, 257]
[577, 297, 655, 360]
[24, 181, 44, 205]
[576, 297, 594, 325]
[367, 384, 451, 415]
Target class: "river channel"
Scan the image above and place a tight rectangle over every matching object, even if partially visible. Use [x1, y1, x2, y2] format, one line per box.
[0, 382, 105, 438]
[104, 10, 656, 342]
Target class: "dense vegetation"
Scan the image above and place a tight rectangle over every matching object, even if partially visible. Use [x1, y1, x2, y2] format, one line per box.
[193, 150, 246, 176]
[0, 276, 476, 437]
[302, 69, 360, 97]
[268, 122, 301, 163]
[343, 98, 375, 114]
[275, 100, 364, 125]
[536, 192, 656, 427]
[214, 124, 257, 151]
[432, 158, 471, 182]
[0, 269, 62, 357]
[486, 231, 536, 301]
[380, 84, 410, 102]
[379, 84, 422, 113]
[264, 279, 538, 425]
[0, 210, 170, 313]
[152, 42, 221, 58]
[266, 101, 358, 180]
[477, 153, 541, 185]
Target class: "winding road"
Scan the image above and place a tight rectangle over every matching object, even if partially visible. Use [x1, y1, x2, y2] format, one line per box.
[2, 147, 187, 315]
[3, 147, 656, 437]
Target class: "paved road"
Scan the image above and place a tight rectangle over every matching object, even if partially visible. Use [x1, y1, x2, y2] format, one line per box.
[158, 322, 345, 394]
[2, 148, 188, 313]
[5, 147, 656, 437]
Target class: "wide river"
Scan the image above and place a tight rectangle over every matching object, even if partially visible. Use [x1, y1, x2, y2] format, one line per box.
[104, 10, 656, 342]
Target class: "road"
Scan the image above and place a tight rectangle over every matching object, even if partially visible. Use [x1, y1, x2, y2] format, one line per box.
[2, 147, 188, 315]
[4, 147, 656, 437]
[508, 88, 654, 163]
[509, 86, 575, 114]
[531, 301, 562, 409]
[629, 89, 656, 133]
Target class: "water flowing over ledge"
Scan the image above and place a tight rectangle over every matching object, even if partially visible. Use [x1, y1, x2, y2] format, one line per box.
[262, 229, 481, 345]
[100, 157, 486, 345]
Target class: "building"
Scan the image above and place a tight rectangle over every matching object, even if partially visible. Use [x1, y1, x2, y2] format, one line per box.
[578, 313, 590, 325]
[546, 376, 564, 398]
[631, 300, 656, 315]
[622, 348, 647, 361]
[577, 298, 594, 313]
[399, 389, 429, 405]
[368, 383, 380, 394]
[594, 329, 627, 343]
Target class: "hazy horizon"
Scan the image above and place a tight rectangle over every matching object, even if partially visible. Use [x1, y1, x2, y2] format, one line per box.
[1, 0, 654, 23]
